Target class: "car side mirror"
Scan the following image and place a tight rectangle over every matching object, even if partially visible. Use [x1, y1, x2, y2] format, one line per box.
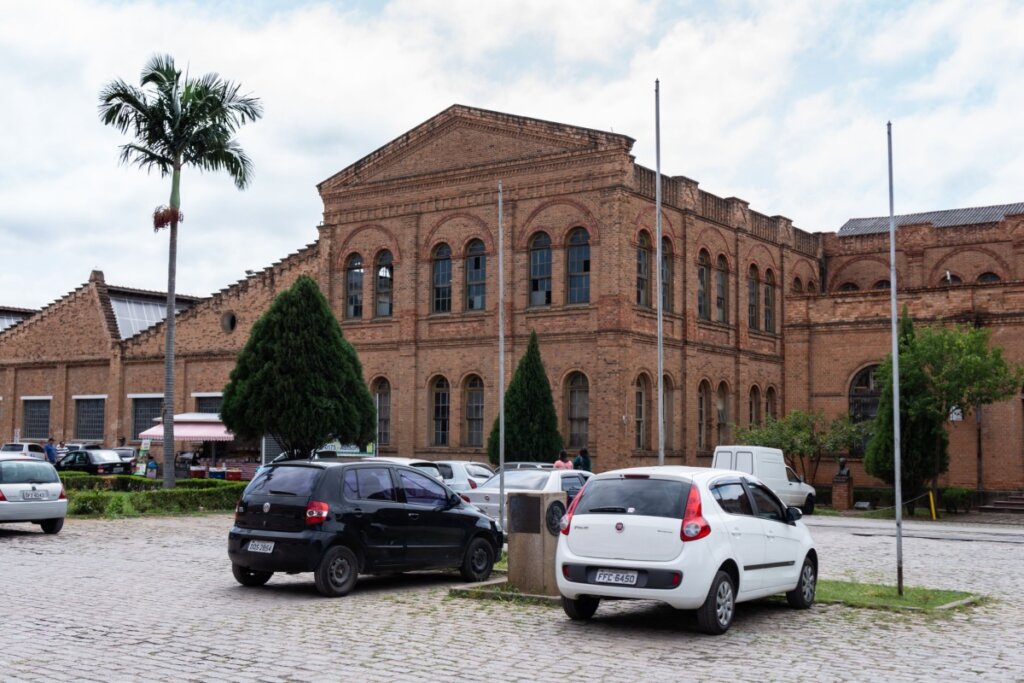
[448, 492, 462, 508]
[786, 507, 803, 524]
[798, 474, 805, 483]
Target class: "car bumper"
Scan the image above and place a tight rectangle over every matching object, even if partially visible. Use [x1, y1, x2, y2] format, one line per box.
[0, 500, 68, 523]
[228, 527, 333, 573]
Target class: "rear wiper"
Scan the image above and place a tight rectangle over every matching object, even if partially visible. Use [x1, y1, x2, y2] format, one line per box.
[587, 506, 628, 513]
[267, 490, 295, 495]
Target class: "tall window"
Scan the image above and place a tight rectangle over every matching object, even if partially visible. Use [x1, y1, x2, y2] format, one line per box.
[132, 398, 162, 440]
[697, 381, 710, 451]
[663, 375, 674, 451]
[465, 240, 486, 312]
[636, 231, 652, 307]
[748, 386, 762, 426]
[697, 250, 710, 320]
[22, 399, 50, 440]
[792, 277, 803, 293]
[715, 255, 729, 323]
[661, 238, 672, 312]
[432, 244, 452, 313]
[567, 372, 589, 448]
[464, 375, 484, 447]
[530, 232, 552, 306]
[432, 377, 450, 446]
[763, 269, 776, 333]
[374, 379, 390, 446]
[196, 396, 222, 414]
[716, 382, 730, 446]
[849, 366, 880, 423]
[567, 228, 591, 305]
[375, 250, 393, 317]
[634, 375, 649, 450]
[765, 386, 777, 421]
[747, 265, 760, 330]
[345, 254, 364, 319]
[807, 280, 817, 293]
[75, 399, 105, 441]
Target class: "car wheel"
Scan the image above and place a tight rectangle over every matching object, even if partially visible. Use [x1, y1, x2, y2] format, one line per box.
[802, 495, 815, 515]
[786, 555, 817, 609]
[696, 570, 735, 635]
[231, 563, 273, 587]
[459, 537, 495, 582]
[314, 545, 359, 597]
[40, 518, 64, 535]
[561, 595, 600, 621]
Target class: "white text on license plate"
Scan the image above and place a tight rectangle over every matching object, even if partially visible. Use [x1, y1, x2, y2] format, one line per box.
[595, 569, 638, 585]
[21, 490, 47, 500]
[247, 540, 275, 554]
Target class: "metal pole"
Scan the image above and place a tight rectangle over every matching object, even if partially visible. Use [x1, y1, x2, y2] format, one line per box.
[887, 121, 904, 596]
[498, 181, 506, 532]
[655, 79, 665, 466]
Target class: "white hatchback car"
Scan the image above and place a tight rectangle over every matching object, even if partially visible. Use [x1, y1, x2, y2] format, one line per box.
[0, 455, 68, 534]
[463, 468, 590, 529]
[556, 466, 816, 635]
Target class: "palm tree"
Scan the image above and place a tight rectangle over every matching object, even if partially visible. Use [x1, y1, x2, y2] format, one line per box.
[99, 55, 262, 488]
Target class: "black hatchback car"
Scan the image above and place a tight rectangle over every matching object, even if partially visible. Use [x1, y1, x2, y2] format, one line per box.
[228, 461, 503, 597]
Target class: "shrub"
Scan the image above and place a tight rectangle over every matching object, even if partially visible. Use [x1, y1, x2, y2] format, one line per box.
[67, 490, 116, 515]
[941, 486, 974, 514]
[65, 482, 247, 516]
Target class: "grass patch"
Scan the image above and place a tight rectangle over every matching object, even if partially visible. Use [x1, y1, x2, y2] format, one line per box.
[810, 507, 840, 517]
[449, 581, 560, 607]
[862, 507, 941, 520]
[815, 579, 978, 610]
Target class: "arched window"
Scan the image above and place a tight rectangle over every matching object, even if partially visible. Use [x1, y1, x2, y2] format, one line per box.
[940, 272, 962, 286]
[697, 250, 710, 320]
[530, 232, 552, 306]
[697, 380, 711, 452]
[873, 280, 891, 290]
[634, 374, 649, 450]
[661, 238, 673, 312]
[373, 378, 391, 446]
[567, 228, 591, 305]
[763, 270, 775, 333]
[432, 377, 450, 446]
[464, 375, 484, 447]
[345, 254, 364, 319]
[765, 386, 777, 421]
[432, 244, 452, 313]
[716, 382, 730, 446]
[792, 277, 803, 293]
[567, 372, 589, 448]
[636, 231, 652, 307]
[375, 250, 393, 317]
[663, 375, 674, 451]
[849, 365, 880, 423]
[807, 280, 817, 293]
[748, 386, 762, 426]
[747, 265, 760, 330]
[465, 239, 486, 312]
[977, 272, 1001, 284]
[715, 255, 729, 323]
[837, 282, 859, 292]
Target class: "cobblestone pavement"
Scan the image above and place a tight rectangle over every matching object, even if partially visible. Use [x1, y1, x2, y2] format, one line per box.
[2, 514, 1022, 682]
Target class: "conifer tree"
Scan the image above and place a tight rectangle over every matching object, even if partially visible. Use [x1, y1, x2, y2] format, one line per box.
[221, 275, 375, 458]
[487, 331, 563, 464]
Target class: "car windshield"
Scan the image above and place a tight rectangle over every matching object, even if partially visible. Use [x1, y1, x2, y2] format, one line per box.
[575, 478, 690, 519]
[479, 470, 550, 490]
[411, 463, 442, 479]
[1, 444, 25, 452]
[91, 451, 123, 464]
[245, 466, 321, 496]
[0, 460, 60, 484]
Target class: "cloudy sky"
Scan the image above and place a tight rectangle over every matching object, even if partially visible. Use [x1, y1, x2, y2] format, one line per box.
[2, 0, 1022, 309]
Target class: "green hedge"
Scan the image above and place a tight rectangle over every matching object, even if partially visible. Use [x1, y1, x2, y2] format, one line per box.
[941, 486, 974, 513]
[60, 473, 245, 492]
[66, 482, 247, 517]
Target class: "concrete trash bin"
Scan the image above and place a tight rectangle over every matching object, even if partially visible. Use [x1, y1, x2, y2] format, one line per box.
[506, 490, 566, 597]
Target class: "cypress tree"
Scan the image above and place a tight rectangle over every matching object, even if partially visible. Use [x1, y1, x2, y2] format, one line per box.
[487, 330, 563, 465]
[221, 275, 375, 458]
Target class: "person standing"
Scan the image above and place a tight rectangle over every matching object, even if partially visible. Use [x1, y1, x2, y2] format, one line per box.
[43, 438, 58, 464]
[56, 440, 69, 461]
[554, 449, 573, 469]
[145, 455, 158, 479]
[573, 448, 592, 472]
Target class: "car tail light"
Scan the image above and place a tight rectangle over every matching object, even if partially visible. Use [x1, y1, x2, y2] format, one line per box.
[97, 466, 106, 474]
[468, 478, 477, 489]
[58, 486, 66, 500]
[305, 500, 329, 525]
[559, 480, 589, 535]
[0, 489, 6, 502]
[460, 494, 471, 503]
[234, 499, 243, 522]
[680, 485, 710, 541]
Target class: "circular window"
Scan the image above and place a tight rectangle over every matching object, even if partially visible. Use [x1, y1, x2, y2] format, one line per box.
[221, 312, 237, 333]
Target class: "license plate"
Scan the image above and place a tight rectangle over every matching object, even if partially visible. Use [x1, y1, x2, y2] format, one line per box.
[247, 540, 275, 554]
[595, 568, 638, 585]
[21, 490, 47, 500]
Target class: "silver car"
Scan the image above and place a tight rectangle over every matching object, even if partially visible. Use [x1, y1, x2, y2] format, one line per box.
[434, 460, 495, 492]
[0, 455, 67, 534]
[463, 468, 591, 528]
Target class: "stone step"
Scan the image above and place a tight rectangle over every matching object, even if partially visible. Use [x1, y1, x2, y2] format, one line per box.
[979, 503, 1024, 513]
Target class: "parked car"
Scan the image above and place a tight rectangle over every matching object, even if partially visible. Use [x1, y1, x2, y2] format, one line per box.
[712, 446, 817, 513]
[113, 447, 137, 464]
[434, 460, 494, 491]
[463, 468, 591, 528]
[56, 449, 133, 476]
[64, 443, 103, 452]
[495, 461, 554, 473]
[371, 457, 445, 481]
[1, 442, 47, 460]
[228, 461, 503, 597]
[0, 455, 67, 534]
[556, 466, 817, 635]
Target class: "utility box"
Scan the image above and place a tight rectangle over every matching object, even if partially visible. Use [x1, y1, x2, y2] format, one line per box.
[507, 491, 566, 597]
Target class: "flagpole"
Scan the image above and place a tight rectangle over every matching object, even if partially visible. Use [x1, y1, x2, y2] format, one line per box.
[498, 181, 506, 533]
[887, 121, 904, 596]
[655, 79, 665, 466]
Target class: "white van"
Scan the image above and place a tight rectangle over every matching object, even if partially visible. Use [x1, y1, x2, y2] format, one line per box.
[712, 445, 816, 514]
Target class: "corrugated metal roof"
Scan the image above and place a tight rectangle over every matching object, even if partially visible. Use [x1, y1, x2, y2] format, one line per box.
[838, 203, 1024, 236]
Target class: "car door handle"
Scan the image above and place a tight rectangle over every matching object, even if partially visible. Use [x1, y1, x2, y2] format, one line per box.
[408, 513, 419, 520]
[730, 527, 742, 537]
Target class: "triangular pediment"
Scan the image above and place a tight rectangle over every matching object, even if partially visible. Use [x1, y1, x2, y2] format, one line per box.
[319, 105, 634, 191]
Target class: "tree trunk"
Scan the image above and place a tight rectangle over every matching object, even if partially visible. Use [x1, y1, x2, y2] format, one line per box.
[162, 168, 181, 489]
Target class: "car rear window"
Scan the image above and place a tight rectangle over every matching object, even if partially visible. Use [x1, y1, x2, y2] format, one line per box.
[1, 444, 24, 452]
[575, 478, 690, 519]
[411, 463, 442, 479]
[435, 463, 454, 479]
[0, 460, 60, 484]
[92, 451, 122, 463]
[245, 466, 321, 496]
[480, 470, 550, 490]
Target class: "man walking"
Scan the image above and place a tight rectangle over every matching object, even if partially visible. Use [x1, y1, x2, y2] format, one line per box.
[43, 437, 58, 464]
[573, 448, 592, 472]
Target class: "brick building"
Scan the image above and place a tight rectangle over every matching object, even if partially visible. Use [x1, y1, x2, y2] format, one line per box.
[1, 105, 1022, 492]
